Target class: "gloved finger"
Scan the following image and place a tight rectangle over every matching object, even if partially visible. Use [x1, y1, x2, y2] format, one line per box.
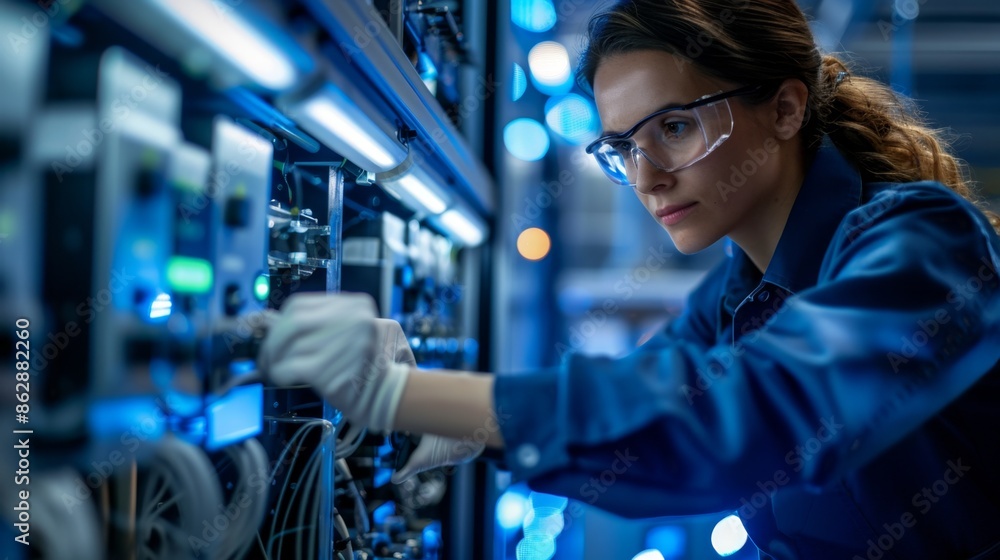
[391, 434, 440, 484]
[391, 435, 485, 484]
[391, 453, 431, 484]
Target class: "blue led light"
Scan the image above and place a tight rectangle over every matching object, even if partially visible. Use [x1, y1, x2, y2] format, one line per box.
[711, 515, 749, 557]
[229, 358, 257, 376]
[206, 384, 263, 451]
[423, 520, 442, 558]
[528, 41, 573, 96]
[148, 292, 172, 320]
[504, 118, 550, 161]
[513, 63, 527, 101]
[523, 507, 565, 539]
[417, 51, 438, 81]
[515, 535, 556, 560]
[528, 491, 569, 512]
[373, 501, 396, 526]
[87, 397, 166, 441]
[511, 0, 557, 33]
[545, 94, 600, 145]
[645, 525, 687, 559]
[496, 490, 530, 530]
[374, 467, 393, 488]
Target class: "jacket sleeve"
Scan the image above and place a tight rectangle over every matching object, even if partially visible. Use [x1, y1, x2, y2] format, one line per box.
[493, 184, 1000, 518]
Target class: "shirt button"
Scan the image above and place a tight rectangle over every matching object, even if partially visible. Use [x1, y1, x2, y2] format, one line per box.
[516, 444, 540, 468]
[758, 290, 770, 302]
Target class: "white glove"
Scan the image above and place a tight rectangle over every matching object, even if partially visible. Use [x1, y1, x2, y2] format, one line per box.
[258, 292, 410, 432]
[372, 318, 486, 482]
[258, 294, 484, 477]
[392, 434, 485, 484]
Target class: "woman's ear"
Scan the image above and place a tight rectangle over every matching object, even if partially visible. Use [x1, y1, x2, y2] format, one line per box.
[769, 79, 810, 141]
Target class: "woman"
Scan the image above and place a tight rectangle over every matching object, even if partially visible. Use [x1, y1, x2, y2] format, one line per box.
[259, 0, 1000, 557]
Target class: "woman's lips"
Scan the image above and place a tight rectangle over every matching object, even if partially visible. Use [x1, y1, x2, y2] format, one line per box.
[656, 202, 698, 226]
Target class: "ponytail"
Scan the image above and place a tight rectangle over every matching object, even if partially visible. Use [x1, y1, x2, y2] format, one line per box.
[815, 55, 1000, 234]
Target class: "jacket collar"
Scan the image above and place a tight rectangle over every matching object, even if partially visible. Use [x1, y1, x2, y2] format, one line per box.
[721, 137, 864, 316]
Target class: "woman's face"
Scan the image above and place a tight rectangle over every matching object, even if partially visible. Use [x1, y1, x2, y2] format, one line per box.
[592, 50, 787, 254]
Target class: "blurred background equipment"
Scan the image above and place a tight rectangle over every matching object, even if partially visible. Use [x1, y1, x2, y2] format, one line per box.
[1, 0, 997, 559]
[1, 0, 489, 558]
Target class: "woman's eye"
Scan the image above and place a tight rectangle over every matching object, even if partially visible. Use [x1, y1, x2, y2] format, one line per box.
[609, 141, 632, 155]
[663, 121, 688, 137]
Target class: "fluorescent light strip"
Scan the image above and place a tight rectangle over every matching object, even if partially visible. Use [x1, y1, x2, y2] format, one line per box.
[397, 174, 448, 214]
[296, 86, 406, 172]
[440, 209, 485, 246]
[154, 0, 297, 91]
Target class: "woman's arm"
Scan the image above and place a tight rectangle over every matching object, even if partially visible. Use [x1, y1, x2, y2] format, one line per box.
[393, 369, 505, 448]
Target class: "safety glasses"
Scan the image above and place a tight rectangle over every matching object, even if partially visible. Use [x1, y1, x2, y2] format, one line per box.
[585, 85, 761, 186]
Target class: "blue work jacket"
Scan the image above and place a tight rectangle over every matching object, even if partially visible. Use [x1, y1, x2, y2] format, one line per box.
[494, 138, 1000, 559]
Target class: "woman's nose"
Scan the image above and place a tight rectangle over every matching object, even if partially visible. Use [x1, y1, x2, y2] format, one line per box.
[632, 151, 675, 194]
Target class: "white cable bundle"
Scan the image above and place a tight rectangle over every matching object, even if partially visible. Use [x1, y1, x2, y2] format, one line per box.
[137, 435, 224, 560]
[216, 438, 270, 560]
[25, 468, 105, 560]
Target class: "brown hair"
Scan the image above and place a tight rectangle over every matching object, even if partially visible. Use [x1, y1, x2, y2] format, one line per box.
[578, 0, 1000, 234]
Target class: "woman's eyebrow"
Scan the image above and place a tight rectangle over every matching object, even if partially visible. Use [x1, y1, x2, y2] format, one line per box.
[599, 100, 686, 137]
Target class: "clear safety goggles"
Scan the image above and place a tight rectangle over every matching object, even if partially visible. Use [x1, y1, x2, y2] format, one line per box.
[585, 85, 761, 186]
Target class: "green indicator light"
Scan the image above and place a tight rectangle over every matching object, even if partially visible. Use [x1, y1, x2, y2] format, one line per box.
[167, 256, 213, 294]
[254, 274, 270, 301]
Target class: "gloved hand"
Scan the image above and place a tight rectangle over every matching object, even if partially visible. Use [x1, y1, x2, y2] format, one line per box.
[372, 317, 486, 483]
[258, 292, 409, 432]
[258, 292, 484, 479]
[392, 433, 485, 483]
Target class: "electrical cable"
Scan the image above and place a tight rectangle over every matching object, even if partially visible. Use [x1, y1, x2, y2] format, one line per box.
[295, 450, 323, 560]
[286, 422, 331, 560]
[269, 421, 323, 558]
[215, 441, 250, 560]
[214, 438, 270, 560]
[335, 423, 367, 459]
[264, 418, 330, 559]
[334, 510, 354, 560]
[230, 438, 270, 560]
[28, 469, 105, 560]
[337, 458, 370, 535]
[256, 531, 270, 560]
[137, 435, 224, 560]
